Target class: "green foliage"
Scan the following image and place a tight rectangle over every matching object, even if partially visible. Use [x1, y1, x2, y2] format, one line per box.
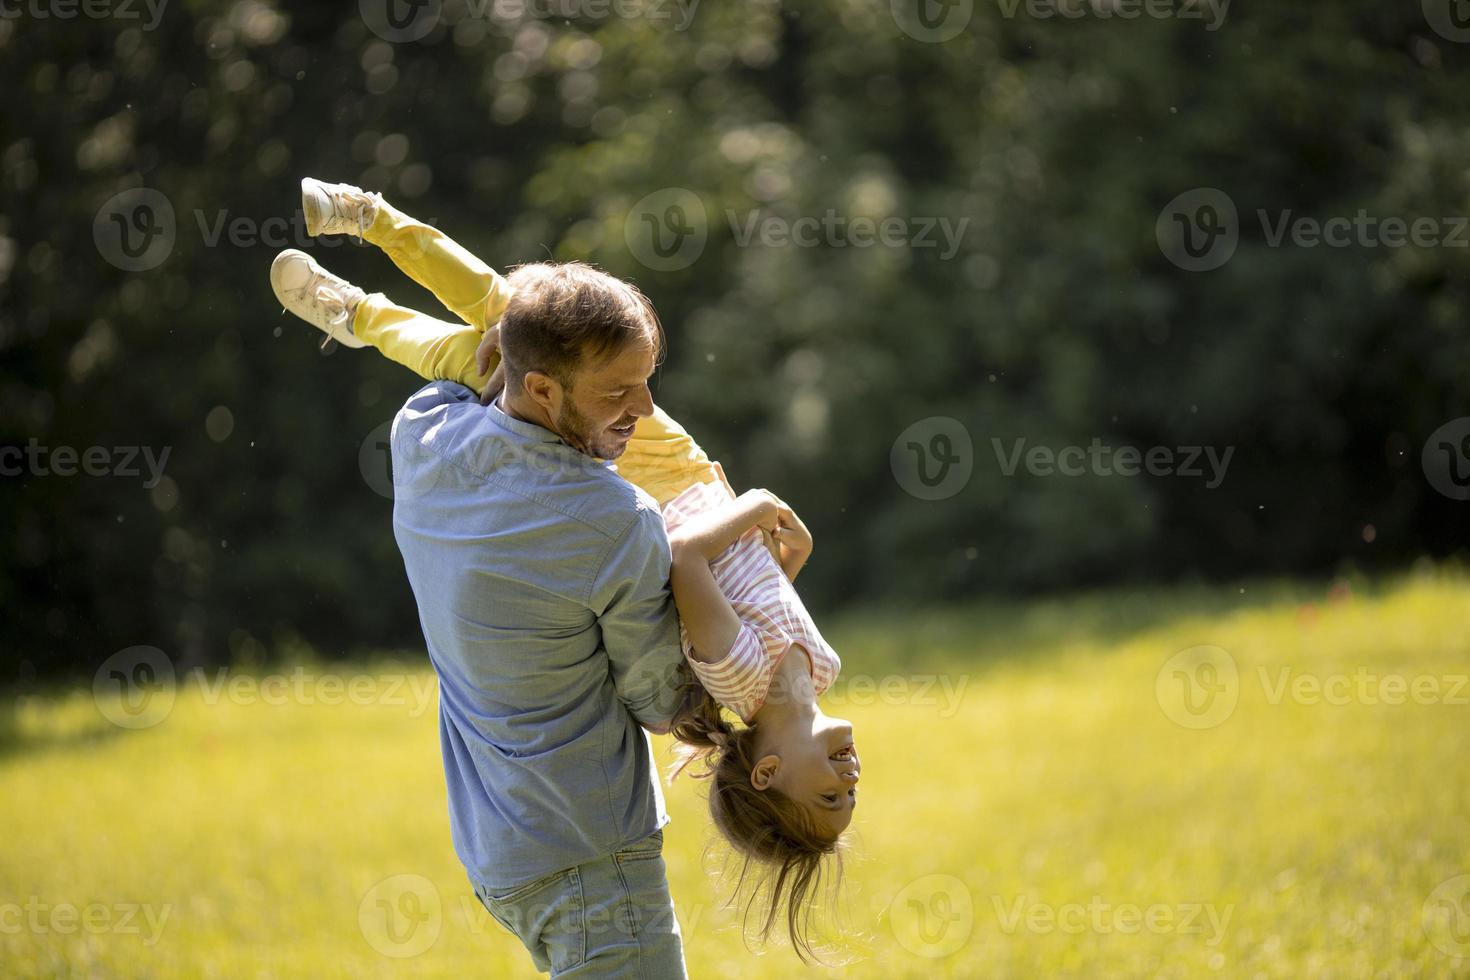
[1, 2, 1467, 672]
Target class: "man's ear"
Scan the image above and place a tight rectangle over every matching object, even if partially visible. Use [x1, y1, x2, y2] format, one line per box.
[521, 370, 563, 416]
[750, 754, 780, 791]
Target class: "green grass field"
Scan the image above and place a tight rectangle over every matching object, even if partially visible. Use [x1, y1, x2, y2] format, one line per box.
[4, 566, 1469, 978]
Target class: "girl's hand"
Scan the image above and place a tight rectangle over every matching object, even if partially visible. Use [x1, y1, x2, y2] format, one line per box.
[770, 495, 812, 580]
[739, 489, 783, 533]
[771, 498, 813, 558]
[738, 489, 812, 578]
[706, 467, 781, 562]
[670, 488, 779, 562]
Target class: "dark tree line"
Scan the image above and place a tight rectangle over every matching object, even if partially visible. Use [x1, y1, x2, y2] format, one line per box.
[2, 1, 1467, 678]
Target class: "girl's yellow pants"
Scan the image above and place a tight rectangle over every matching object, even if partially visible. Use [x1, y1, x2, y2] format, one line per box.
[350, 200, 721, 508]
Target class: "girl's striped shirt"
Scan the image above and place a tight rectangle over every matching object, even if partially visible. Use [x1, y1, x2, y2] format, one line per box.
[661, 479, 841, 723]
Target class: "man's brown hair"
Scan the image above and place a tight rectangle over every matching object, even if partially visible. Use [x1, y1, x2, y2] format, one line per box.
[499, 262, 664, 391]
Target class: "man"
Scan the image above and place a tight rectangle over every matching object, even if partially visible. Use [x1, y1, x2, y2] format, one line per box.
[389, 262, 690, 977]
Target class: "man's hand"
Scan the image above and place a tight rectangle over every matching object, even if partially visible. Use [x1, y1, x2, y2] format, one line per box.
[476, 323, 507, 405]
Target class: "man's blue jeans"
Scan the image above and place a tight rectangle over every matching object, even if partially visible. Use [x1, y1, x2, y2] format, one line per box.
[472, 829, 688, 978]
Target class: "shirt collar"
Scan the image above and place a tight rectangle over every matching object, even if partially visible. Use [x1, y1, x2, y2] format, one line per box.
[486, 393, 565, 445]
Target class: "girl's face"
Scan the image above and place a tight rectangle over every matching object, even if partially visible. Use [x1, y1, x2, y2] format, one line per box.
[751, 712, 860, 840]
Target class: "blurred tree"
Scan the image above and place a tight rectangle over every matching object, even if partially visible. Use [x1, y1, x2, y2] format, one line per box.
[1, 0, 1466, 677]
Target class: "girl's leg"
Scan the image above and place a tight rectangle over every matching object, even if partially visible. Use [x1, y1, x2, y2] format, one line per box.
[352, 294, 486, 389]
[351, 294, 722, 508]
[345, 196, 721, 506]
[608, 407, 722, 508]
[363, 199, 515, 332]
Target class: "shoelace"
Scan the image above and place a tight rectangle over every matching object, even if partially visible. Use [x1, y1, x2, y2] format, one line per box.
[333, 190, 379, 241]
[300, 274, 352, 350]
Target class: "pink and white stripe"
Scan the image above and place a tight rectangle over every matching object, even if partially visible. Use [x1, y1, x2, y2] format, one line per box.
[661, 480, 841, 723]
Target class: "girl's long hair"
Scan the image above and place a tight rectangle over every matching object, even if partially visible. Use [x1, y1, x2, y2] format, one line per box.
[666, 664, 845, 963]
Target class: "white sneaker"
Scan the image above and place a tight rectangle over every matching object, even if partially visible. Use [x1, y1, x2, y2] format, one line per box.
[270, 249, 368, 349]
[301, 177, 381, 238]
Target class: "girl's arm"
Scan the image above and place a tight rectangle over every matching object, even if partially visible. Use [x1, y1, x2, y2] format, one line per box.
[667, 554, 740, 665]
[707, 464, 814, 581]
[667, 490, 781, 663]
[674, 489, 782, 561]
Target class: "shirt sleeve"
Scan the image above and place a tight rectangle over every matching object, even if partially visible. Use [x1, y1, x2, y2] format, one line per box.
[589, 502, 685, 732]
[683, 620, 770, 724]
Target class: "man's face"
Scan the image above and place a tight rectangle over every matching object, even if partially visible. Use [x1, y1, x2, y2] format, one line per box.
[554, 342, 657, 460]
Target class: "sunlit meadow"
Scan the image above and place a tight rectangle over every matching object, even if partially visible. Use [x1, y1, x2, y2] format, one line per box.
[3, 566, 1468, 978]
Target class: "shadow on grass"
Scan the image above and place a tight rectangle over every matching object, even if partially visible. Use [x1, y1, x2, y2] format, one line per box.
[0, 687, 133, 764]
[821, 565, 1459, 676]
[0, 653, 435, 764]
[2, 564, 1462, 759]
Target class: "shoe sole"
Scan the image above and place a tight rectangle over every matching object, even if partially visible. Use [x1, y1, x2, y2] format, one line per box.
[269, 249, 312, 308]
[301, 179, 327, 237]
[269, 250, 367, 348]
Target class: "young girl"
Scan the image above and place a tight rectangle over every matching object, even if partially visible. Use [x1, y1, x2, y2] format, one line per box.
[270, 179, 859, 959]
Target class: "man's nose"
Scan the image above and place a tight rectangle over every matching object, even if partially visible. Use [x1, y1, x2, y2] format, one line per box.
[630, 384, 654, 418]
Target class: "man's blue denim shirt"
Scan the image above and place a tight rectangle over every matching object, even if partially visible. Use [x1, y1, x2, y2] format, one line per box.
[390, 381, 684, 892]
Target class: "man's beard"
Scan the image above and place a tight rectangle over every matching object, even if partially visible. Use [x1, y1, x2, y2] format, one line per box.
[556, 398, 629, 461]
